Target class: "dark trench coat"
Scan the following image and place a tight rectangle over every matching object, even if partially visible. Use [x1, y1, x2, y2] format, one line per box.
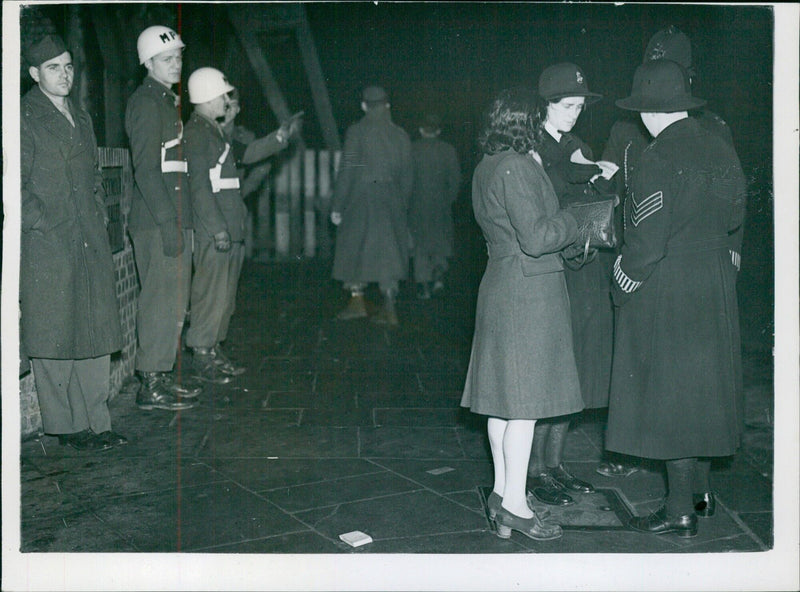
[331, 109, 413, 285]
[20, 85, 122, 359]
[606, 117, 746, 459]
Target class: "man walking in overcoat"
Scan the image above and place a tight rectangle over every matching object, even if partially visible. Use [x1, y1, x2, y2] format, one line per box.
[126, 25, 201, 410]
[21, 35, 127, 450]
[607, 59, 747, 537]
[409, 113, 461, 299]
[330, 85, 413, 326]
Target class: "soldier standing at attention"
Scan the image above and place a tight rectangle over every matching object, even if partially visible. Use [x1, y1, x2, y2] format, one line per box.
[21, 35, 127, 450]
[126, 25, 201, 411]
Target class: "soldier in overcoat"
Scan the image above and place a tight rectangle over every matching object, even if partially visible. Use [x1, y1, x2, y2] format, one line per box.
[330, 86, 413, 326]
[409, 113, 461, 299]
[125, 25, 200, 410]
[461, 88, 584, 541]
[608, 60, 747, 537]
[21, 35, 126, 450]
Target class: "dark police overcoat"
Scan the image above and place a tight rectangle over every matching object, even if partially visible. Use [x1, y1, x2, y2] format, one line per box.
[606, 117, 746, 459]
[539, 131, 616, 409]
[331, 109, 413, 284]
[20, 85, 122, 359]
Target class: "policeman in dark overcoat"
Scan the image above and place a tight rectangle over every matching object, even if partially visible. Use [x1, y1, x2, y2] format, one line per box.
[21, 35, 126, 450]
[125, 25, 201, 410]
[330, 85, 413, 326]
[607, 60, 747, 537]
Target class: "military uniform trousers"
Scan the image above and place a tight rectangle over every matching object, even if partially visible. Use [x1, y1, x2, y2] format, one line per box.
[185, 239, 245, 349]
[131, 228, 193, 372]
[31, 356, 112, 435]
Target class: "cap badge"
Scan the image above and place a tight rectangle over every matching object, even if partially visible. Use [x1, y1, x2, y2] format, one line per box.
[576, 71, 584, 84]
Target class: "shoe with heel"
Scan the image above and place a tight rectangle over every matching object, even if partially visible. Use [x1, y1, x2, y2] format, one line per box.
[494, 505, 562, 541]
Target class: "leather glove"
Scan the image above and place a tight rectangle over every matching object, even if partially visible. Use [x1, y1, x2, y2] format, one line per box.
[159, 220, 184, 257]
[214, 231, 232, 252]
[565, 161, 602, 184]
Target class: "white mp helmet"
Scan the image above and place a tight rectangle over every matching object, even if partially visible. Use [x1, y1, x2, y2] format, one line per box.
[188, 67, 235, 104]
[137, 25, 185, 65]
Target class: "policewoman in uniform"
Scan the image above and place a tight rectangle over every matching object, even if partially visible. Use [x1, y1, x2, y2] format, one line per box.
[183, 68, 292, 380]
[21, 35, 127, 450]
[126, 25, 201, 410]
[607, 59, 747, 537]
[527, 63, 615, 507]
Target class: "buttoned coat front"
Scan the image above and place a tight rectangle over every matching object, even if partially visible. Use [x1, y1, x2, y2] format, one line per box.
[606, 117, 747, 459]
[125, 76, 193, 232]
[20, 85, 122, 359]
[460, 151, 583, 420]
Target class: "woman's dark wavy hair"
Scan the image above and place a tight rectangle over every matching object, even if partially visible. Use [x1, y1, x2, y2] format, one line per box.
[478, 87, 545, 155]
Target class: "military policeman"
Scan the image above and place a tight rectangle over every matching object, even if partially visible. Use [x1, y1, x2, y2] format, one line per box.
[183, 68, 293, 380]
[607, 59, 747, 537]
[126, 25, 201, 410]
[21, 34, 127, 450]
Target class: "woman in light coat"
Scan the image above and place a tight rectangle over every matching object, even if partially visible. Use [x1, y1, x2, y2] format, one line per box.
[461, 88, 583, 540]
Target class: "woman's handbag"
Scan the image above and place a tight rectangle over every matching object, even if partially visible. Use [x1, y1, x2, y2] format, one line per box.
[563, 197, 618, 269]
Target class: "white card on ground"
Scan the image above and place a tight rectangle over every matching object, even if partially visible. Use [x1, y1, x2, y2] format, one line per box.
[426, 466, 455, 475]
[339, 530, 373, 547]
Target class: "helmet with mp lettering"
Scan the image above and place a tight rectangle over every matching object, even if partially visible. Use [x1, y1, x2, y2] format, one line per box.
[137, 25, 185, 64]
[188, 67, 235, 104]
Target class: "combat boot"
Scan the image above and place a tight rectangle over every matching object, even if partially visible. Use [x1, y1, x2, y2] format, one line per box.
[371, 291, 399, 326]
[136, 372, 197, 411]
[162, 371, 203, 398]
[191, 347, 234, 384]
[335, 293, 368, 320]
[212, 344, 246, 376]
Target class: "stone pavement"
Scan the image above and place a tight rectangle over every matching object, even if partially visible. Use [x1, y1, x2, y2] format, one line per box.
[18, 256, 774, 559]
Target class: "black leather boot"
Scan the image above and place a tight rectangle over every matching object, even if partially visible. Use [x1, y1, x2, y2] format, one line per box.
[212, 344, 246, 376]
[191, 348, 234, 384]
[136, 372, 197, 411]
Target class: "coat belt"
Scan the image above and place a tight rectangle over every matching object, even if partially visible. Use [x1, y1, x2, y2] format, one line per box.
[486, 242, 519, 258]
[667, 235, 730, 255]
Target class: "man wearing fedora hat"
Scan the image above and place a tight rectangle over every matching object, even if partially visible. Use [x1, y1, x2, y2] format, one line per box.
[330, 85, 413, 326]
[597, 25, 738, 481]
[606, 59, 747, 537]
[21, 35, 127, 450]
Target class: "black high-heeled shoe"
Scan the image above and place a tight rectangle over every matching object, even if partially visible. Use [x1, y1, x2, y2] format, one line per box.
[494, 505, 562, 541]
[693, 492, 716, 517]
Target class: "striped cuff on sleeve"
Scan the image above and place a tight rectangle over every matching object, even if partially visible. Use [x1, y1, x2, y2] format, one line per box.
[729, 249, 741, 271]
[613, 255, 642, 294]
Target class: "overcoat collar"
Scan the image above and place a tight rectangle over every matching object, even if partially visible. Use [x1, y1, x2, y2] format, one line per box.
[24, 85, 81, 146]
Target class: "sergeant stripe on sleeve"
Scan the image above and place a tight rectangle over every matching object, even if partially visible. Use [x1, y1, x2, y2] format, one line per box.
[613, 255, 642, 293]
[631, 190, 663, 226]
